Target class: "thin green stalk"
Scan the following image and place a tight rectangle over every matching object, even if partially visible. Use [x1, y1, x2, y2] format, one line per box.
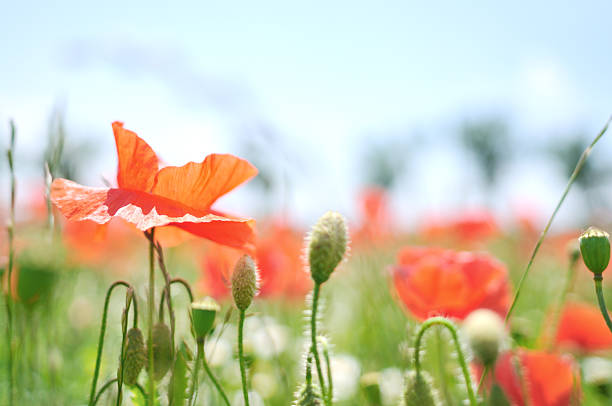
[310, 283, 329, 404]
[88, 281, 131, 406]
[321, 338, 333, 405]
[435, 328, 453, 406]
[505, 115, 612, 323]
[188, 340, 203, 406]
[414, 317, 477, 406]
[202, 341, 231, 406]
[146, 228, 156, 406]
[593, 275, 612, 333]
[154, 241, 175, 354]
[4, 120, 16, 406]
[116, 289, 134, 406]
[238, 309, 250, 406]
[93, 378, 118, 406]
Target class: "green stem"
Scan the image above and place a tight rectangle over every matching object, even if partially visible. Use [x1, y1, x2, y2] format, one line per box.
[505, 115, 611, 323]
[88, 281, 131, 406]
[202, 341, 231, 406]
[413, 317, 477, 406]
[146, 228, 156, 406]
[153, 241, 175, 355]
[594, 275, 612, 333]
[321, 338, 333, 405]
[4, 120, 16, 406]
[238, 309, 250, 406]
[188, 340, 203, 406]
[116, 289, 134, 406]
[435, 328, 453, 406]
[310, 283, 329, 404]
[93, 378, 118, 406]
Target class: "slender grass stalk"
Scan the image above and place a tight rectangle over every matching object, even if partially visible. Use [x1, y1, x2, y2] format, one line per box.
[93, 378, 118, 406]
[146, 228, 156, 406]
[413, 317, 477, 406]
[321, 338, 333, 405]
[238, 309, 250, 406]
[4, 120, 16, 406]
[505, 115, 612, 323]
[593, 275, 612, 333]
[88, 281, 131, 406]
[201, 341, 231, 406]
[310, 283, 329, 404]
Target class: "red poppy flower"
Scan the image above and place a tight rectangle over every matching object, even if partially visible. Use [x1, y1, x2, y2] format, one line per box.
[555, 302, 612, 352]
[494, 350, 580, 406]
[392, 246, 510, 320]
[421, 209, 499, 246]
[51, 122, 258, 251]
[352, 186, 393, 245]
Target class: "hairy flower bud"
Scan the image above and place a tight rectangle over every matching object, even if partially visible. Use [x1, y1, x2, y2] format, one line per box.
[232, 255, 259, 311]
[149, 323, 173, 381]
[403, 371, 438, 406]
[191, 297, 220, 339]
[462, 309, 506, 366]
[123, 327, 146, 385]
[579, 227, 610, 274]
[308, 211, 348, 284]
[293, 383, 324, 406]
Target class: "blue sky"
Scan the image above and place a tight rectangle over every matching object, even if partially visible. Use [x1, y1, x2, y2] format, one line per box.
[2, 1, 612, 226]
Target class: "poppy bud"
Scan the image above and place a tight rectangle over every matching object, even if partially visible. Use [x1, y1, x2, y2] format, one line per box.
[293, 383, 324, 406]
[360, 372, 382, 405]
[123, 327, 146, 385]
[579, 227, 610, 274]
[462, 309, 505, 366]
[149, 323, 173, 381]
[232, 255, 259, 311]
[308, 211, 348, 284]
[403, 371, 439, 406]
[191, 297, 220, 340]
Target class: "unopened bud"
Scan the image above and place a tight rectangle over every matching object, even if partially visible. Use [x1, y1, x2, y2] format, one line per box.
[579, 227, 610, 274]
[149, 323, 172, 381]
[360, 372, 382, 405]
[403, 371, 438, 406]
[191, 297, 220, 339]
[232, 255, 259, 311]
[293, 383, 324, 406]
[308, 211, 348, 284]
[123, 327, 146, 385]
[462, 309, 505, 366]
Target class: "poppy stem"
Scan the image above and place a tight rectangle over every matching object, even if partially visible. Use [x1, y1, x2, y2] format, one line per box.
[88, 280, 131, 406]
[321, 338, 333, 405]
[593, 275, 612, 333]
[505, 115, 612, 325]
[188, 340, 203, 406]
[146, 228, 156, 406]
[310, 283, 330, 405]
[413, 317, 478, 406]
[4, 120, 16, 406]
[238, 309, 250, 406]
[116, 288, 134, 406]
[201, 340, 231, 406]
[154, 242, 175, 357]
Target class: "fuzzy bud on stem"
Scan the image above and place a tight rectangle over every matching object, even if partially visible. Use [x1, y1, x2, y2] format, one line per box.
[123, 327, 146, 385]
[191, 297, 220, 340]
[232, 255, 259, 311]
[403, 371, 438, 406]
[462, 309, 505, 367]
[579, 227, 610, 274]
[308, 211, 348, 284]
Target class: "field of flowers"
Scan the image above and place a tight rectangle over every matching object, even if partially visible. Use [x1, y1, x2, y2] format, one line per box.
[2, 117, 612, 406]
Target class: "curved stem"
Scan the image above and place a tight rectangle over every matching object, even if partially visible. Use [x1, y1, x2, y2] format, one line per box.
[435, 328, 453, 406]
[146, 228, 156, 406]
[413, 317, 478, 406]
[310, 283, 328, 404]
[505, 115, 611, 323]
[202, 341, 231, 406]
[321, 338, 333, 405]
[594, 275, 612, 333]
[159, 278, 194, 322]
[238, 310, 250, 406]
[88, 281, 131, 406]
[93, 378, 118, 406]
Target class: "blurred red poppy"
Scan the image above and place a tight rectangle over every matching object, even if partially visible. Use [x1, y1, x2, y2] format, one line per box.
[421, 209, 499, 246]
[352, 186, 393, 246]
[555, 302, 612, 352]
[199, 219, 311, 300]
[494, 350, 580, 406]
[51, 122, 257, 251]
[392, 246, 510, 320]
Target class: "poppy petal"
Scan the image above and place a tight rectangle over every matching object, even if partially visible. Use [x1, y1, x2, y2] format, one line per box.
[112, 121, 159, 191]
[51, 178, 255, 251]
[152, 153, 257, 211]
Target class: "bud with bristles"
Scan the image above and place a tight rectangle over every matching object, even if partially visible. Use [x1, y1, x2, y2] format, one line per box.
[308, 211, 348, 284]
[123, 327, 146, 385]
[462, 309, 506, 366]
[191, 297, 220, 340]
[149, 323, 173, 381]
[232, 255, 259, 311]
[579, 227, 610, 274]
[403, 371, 438, 406]
[293, 383, 324, 406]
